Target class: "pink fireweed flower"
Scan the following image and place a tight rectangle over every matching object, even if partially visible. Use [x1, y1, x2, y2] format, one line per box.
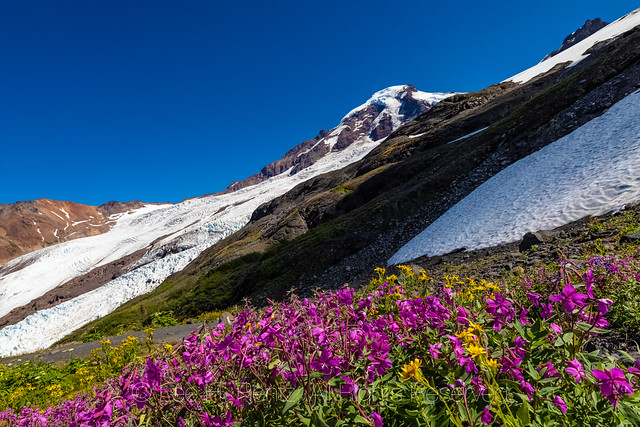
[429, 343, 442, 360]
[225, 393, 243, 409]
[520, 380, 536, 401]
[581, 310, 610, 328]
[549, 284, 588, 313]
[596, 298, 613, 315]
[540, 302, 553, 318]
[340, 376, 359, 399]
[538, 362, 561, 378]
[485, 293, 515, 331]
[472, 376, 487, 396]
[553, 396, 567, 414]
[583, 269, 595, 299]
[550, 323, 562, 335]
[592, 368, 634, 407]
[447, 335, 465, 359]
[500, 356, 524, 381]
[527, 292, 542, 307]
[371, 412, 383, 427]
[484, 292, 512, 316]
[565, 359, 587, 383]
[481, 407, 493, 424]
[310, 348, 340, 377]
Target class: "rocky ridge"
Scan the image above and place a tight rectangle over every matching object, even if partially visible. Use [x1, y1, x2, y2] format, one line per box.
[542, 18, 610, 61]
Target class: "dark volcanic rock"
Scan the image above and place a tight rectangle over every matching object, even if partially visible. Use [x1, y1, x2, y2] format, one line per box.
[543, 18, 610, 60]
[621, 233, 640, 244]
[519, 231, 555, 252]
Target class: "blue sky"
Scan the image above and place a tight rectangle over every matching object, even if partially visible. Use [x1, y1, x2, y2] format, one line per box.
[1, 1, 637, 205]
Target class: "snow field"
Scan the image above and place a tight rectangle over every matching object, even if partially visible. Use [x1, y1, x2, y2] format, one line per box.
[389, 91, 640, 264]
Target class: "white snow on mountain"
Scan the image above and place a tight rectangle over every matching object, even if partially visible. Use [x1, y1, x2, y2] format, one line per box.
[0, 85, 450, 357]
[506, 9, 640, 83]
[343, 86, 452, 121]
[388, 91, 640, 265]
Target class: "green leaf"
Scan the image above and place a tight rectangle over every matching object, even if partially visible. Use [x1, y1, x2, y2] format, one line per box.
[517, 400, 531, 426]
[311, 411, 331, 427]
[268, 358, 281, 370]
[353, 415, 370, 425]
[562, 332, 574, 344]
[514, 321, 526, 338]
[282, 387, 304, 415]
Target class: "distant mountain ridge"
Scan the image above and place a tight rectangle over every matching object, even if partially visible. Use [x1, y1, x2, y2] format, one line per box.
[0, 199, 146, 265]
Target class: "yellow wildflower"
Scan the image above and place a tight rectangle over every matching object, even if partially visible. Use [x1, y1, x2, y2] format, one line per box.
[398, 265, 414, 277]
[386, 275, 398, 283]
[468, 321, 483, 333]
[485, 359, 501, 370]
[466, 343, 486, 358]
[456, 328, 475, 342]
[374, 267, 386, 276]
[399, 359, 425, 382]
[418, 270, 434, 283]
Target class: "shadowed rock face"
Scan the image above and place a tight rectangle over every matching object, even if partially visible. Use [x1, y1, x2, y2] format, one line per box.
[543, 18, 610, 61]
[0, 199, 148, 266]
[224, 85, 445, 192]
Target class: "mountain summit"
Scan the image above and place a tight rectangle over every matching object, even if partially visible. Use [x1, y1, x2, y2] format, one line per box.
[226, 85, 452, 192]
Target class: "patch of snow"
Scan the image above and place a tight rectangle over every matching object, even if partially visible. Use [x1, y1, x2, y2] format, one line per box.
[54, 229, 58, 238]
[389, 91, 640, 264]
[71, 220, 89, 227]
[411, 91, 456, 104]
[343, 85, 453, 120]
[506, 9, 640, 83]
[447, 127, 489, 144]
[408, 132, 426, 139]
[59, 208, 70, 219]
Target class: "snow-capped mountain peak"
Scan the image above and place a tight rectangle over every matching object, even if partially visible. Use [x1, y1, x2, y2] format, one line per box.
[225, 85, 455, 192]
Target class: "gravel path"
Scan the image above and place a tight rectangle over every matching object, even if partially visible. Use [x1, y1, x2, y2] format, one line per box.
[0, 322, 210, 366]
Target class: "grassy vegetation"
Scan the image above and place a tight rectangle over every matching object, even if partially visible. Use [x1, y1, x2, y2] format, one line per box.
[0, 334, 150, 411]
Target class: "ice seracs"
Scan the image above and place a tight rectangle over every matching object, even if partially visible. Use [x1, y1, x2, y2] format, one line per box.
[389, 91, 640, 265]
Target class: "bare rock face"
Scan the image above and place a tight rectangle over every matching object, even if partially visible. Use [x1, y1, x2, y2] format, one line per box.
[97, 200, 148, 217]
[543, 18, 610, 61]
[225, 85, 450, 192]
[0, 199, 151, 265]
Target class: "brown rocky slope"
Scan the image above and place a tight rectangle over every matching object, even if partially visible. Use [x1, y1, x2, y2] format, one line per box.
[0, 199, 146, 266]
